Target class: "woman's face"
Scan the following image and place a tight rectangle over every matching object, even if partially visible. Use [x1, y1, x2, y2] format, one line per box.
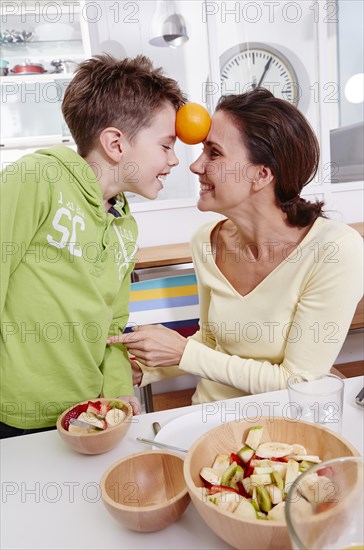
[190, 111, 259, 214]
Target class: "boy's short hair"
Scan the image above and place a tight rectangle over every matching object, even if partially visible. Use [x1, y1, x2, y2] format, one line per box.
[62, 54, 187, 157]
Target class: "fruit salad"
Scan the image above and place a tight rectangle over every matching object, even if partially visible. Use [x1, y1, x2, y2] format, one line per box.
[199, 425, 329, 522]
[62, 400, 128, 433]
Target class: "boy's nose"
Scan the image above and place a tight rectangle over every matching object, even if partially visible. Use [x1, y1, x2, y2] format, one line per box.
[168, 149, 179, 167]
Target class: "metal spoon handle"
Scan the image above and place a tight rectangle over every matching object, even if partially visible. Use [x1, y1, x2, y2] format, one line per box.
[152, 422, 161, 435]
[136, 437, 188, 453]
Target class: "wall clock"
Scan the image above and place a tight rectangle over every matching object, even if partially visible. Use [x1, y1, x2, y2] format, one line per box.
[220, 42, 300, 107]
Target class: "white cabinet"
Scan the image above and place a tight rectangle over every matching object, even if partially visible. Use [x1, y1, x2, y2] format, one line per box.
[0, 0, 93, 148]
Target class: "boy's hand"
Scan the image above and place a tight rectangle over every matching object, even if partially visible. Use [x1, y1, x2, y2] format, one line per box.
[117, 395, 141, 415]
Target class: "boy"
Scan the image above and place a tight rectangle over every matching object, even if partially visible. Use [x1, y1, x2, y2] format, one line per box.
[0, 55, 186, 437]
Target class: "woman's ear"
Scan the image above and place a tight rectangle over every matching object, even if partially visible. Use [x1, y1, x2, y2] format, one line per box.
[252, 165, 274, 191]
[99, 127, 124, 162]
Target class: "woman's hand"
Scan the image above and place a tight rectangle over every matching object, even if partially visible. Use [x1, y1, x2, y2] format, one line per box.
[130, 358, 143, 386]
[108, 325, 187, 367]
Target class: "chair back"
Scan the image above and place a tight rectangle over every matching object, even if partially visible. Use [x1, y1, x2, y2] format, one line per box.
[127, 273, 199, 337]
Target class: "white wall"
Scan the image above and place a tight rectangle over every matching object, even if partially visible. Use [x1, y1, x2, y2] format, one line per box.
[1, 0, 362, 247]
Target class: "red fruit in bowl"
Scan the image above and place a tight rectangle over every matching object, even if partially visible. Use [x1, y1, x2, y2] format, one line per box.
[63, 403, 88, 430]
[87, 400, 102, 415]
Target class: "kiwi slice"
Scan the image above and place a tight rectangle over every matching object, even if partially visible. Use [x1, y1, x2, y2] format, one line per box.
[271, 470, 284, 492]
[221, 462, 242, 487]
[108, 400, 125, 409]
[256, 485, 272, 513]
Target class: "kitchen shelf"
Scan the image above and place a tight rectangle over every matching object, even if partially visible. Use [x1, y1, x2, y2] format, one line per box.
[1, 39, 84, 60]
[0, 73, 75, 83]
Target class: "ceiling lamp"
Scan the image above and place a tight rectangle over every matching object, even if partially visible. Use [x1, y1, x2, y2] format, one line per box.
[149, 1, 189, 48]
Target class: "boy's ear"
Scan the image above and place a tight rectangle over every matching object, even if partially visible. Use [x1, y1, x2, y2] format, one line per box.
[99, 127, 125, 162]
[252, 165, 274, 191]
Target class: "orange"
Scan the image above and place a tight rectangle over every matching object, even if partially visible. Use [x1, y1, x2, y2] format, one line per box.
[176, 103, 211, 145]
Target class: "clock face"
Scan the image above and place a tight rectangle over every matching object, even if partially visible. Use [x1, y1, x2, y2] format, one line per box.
[220, 43, 299, 106]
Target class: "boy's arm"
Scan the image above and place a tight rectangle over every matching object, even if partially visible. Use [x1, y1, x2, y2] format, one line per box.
[0, 158, 50, 316]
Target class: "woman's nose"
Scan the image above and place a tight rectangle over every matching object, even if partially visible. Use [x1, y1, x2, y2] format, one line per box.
[189, 153, 204, 174]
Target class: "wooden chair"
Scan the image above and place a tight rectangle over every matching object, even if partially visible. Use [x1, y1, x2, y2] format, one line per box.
[127, 273, 200, 412]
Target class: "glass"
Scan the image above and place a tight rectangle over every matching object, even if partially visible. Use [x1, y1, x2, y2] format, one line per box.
[287, 373, 344, 434]
[285, 456, 364, 550]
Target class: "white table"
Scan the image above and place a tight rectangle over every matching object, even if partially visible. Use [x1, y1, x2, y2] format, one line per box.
[1, 376, 363, 550]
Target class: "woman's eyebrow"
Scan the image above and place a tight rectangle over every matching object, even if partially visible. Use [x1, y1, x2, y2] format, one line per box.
[204, 140, 224, 150]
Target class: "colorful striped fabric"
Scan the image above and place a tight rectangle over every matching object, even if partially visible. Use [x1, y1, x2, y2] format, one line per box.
[127, 274, 200, 337]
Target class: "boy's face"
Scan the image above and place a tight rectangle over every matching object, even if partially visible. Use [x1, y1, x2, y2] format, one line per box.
[121, 103, 179, 199]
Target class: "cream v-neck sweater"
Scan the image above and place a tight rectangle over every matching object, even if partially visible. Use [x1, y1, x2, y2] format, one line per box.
[142, 217, 363, 404]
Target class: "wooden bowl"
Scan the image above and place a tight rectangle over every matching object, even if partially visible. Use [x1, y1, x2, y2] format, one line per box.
[56, 398, 132, 455]
[183, 417, 359, 550]
[100, 451, 190, 532]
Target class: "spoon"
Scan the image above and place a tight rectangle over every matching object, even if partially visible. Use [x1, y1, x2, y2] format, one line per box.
[136, 437, 188, 453]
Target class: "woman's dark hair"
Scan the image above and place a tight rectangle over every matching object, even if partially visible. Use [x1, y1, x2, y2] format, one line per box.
[216, 88, 324, 227]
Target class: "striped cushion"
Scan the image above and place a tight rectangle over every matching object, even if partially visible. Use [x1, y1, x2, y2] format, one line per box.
[127, 274, 199, 336]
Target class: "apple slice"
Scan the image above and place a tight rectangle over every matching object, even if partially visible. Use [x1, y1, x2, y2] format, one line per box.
[245, 426, 264, 450]
[234, 497, 257, 519]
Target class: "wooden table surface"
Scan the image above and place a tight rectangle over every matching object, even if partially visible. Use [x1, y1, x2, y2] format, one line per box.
[135, 242, 192, 269]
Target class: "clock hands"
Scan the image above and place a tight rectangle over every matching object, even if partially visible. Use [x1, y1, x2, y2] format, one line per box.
[256, 56, 273, 88]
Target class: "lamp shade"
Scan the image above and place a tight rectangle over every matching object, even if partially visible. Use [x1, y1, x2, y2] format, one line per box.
[149, 1, 189, 48]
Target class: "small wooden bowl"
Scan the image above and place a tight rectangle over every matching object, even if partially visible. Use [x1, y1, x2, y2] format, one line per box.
[100, 451, 190, 532]
[183, 417, 359, 550]
[56, 398, 132, 455]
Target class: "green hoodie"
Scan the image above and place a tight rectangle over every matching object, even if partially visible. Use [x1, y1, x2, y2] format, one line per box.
[1, 146, 138, 428]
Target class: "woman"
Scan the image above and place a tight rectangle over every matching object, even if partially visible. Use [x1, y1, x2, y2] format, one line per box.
[109, 88, 363, 404]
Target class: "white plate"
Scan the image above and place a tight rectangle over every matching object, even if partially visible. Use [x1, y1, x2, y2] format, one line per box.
[153, 411, 223, 455]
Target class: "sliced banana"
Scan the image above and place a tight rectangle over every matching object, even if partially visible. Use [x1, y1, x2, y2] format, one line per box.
[78, 412, 105, 429]
[255, 442, 293, 459]
[105, 408, 126, 427]
[291, 444, 307, 455]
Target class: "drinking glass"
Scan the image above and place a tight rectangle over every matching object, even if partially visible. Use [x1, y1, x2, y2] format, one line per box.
[287, 373, 344, 434]
[285, 456, 364, 550]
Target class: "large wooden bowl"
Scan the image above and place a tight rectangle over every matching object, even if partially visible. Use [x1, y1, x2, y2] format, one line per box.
[56, 398, 132, 455]
[183, 417, 359, 550]
[100, 451, 190, 532]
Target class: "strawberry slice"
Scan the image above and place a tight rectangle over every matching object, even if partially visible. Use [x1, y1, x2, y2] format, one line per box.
[63, 403, 88, 430]
[208, 485, 239, 495]
[230, 452, 244, 468]
[87, 400, 102, 415]
[236, 482, 251, 499]
[270, 456, 289, 463]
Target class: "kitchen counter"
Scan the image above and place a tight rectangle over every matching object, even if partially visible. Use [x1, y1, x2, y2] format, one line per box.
[1, 376, 363, 550]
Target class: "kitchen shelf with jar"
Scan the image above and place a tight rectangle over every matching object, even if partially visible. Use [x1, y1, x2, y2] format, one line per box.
[0, 0, 92, 75]
[0, 0, 92, 149]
